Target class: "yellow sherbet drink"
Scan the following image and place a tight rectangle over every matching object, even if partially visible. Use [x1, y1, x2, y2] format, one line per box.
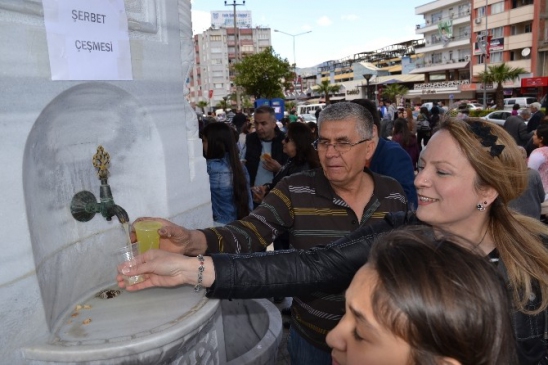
[134, 221, 163, 254]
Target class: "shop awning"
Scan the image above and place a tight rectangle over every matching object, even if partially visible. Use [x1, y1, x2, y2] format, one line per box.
[374, 74, 425, 84]
[409, 61, 469, 74]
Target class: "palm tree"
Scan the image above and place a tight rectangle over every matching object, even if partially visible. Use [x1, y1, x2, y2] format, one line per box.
[315, 80, 341, 105]
[382, 84, 409, 106]
[241, 96, 253, 114]
[196, 100, 208, 113]
[216, 96, 230, 111]
[477, 63, 526, 109]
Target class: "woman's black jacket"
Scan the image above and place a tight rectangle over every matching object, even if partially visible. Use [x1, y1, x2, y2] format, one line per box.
[207, 211, 548, 365]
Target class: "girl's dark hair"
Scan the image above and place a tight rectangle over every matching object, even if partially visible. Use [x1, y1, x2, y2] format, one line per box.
[419, 106, 430, 117]
[286, 122, 320, 168]
[393, 118, 411, 146]
[368, 227, 517, 365]
[202, 122, 250, 219]
[536, 123, 548, 144]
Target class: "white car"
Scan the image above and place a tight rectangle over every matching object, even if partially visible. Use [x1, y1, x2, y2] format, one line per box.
[299, 114, 317, 123]
[481, 110, 512, 126]
[467, 103, 484, 111]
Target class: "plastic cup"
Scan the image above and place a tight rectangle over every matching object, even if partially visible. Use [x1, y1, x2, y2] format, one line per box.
[134, 220, 163, 254]
[115, 243, 145, 286]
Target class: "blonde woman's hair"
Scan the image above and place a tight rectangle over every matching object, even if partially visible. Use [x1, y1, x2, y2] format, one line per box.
[440, 117, 548, 314]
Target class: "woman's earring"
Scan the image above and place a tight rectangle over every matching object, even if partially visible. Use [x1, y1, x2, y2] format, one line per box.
[476, 201, 487, 212]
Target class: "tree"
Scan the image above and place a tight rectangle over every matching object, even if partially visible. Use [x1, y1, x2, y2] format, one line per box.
[241, 96, 253, 113]
[382, 84, 409, 106]
[196, 100, 208, 113]
[285, 100, 296, 112]
[233, 47, 294, 99]
[477, 63, 526, 109]
[215, 96, 229, 110]
[315, 80, 341, 105]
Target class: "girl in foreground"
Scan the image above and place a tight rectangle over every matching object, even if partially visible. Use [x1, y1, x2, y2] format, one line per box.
[327, 227, 516, 365]
[119, 118, 548, 364]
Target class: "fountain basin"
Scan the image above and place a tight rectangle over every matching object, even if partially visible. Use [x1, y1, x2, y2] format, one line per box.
[22, 286, 282, 365]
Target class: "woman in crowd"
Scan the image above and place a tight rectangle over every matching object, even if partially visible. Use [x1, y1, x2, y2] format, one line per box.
[391, 118, 419, 170]
[202, 122, 253, 224]
[404, 107, 416, 135]
[512, 103, 521, 116]
[327, 227, 516, 365]
[416, 106, 431, 148]
[429, 105, 441, 130]
[120, 118, 548, 364]
[251, 122, 319, 255]
[237, 122, 253, 159]
[528, 123, 548, 199]
[251, 122, 319, 204]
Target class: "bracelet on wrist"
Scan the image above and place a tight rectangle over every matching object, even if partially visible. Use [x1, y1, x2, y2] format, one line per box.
[194, 254, 205, 292]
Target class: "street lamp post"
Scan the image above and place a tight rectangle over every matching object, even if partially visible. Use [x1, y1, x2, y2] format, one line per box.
[274, 29, 312, 89]
[363, 73, 372, 100]
[225, 0, 245, 110]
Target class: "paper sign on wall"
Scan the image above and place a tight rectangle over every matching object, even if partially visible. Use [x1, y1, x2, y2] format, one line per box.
[43, 0, 133, 80]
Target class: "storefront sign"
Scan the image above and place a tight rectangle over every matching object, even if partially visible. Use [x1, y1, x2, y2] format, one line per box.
[460, 83, 477, 91]
[521, 77, 548, 87]
[414, 80, 469, 90]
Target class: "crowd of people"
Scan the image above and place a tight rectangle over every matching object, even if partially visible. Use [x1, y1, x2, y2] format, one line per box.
[118, 100, 548, 365]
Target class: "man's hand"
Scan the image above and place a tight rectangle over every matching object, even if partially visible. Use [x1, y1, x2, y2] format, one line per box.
[132, 217, 207, 255]
[262, 157, 281, 173]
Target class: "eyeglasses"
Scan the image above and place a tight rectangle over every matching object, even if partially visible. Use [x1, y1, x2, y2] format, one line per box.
[312, 138, 371, 153]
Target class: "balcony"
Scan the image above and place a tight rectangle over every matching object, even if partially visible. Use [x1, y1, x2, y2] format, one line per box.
[416, 11, 471, 33]
[507, 33, 533, 51]
[509, 4, 534, 24]
[416, 0, 469, 15]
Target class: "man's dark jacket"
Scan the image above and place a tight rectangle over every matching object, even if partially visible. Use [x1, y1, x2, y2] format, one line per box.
[244, 130, 288, 186]
[528, 110, 546, 133]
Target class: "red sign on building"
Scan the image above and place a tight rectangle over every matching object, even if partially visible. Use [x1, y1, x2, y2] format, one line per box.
[521, 77, 548, 87]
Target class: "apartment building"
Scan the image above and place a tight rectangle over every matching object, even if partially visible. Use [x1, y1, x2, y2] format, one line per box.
[409, 0, 544, 104]
[471, 0, 543, 103]
[188, 16, 271, 109]
[408, 0, 474, 103]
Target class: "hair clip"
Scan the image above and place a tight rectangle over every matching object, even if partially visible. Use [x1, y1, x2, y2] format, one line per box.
[468, 122, 505, 158]
[489, 144, 505, 157]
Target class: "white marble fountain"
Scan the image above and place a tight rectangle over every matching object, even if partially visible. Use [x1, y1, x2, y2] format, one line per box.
[0, 1, 282, 364]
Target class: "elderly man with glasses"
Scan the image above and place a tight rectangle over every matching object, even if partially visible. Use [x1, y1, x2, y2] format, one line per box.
[141, 102, 408, 365]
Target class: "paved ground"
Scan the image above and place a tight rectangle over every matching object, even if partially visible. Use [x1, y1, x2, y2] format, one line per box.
[272, 297, 291, 365]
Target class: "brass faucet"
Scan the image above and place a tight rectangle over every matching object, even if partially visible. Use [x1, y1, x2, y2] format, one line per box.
[70, 146, 129, 224]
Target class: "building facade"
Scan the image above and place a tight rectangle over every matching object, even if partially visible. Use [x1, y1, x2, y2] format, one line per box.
[471, 0, 539, 103]
[188, 20, 271, 110]
[408, 0, 474, 104]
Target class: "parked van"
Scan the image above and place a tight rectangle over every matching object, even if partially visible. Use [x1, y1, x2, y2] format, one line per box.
[503, 97, 537, 110]
[296, 103, 325, 116]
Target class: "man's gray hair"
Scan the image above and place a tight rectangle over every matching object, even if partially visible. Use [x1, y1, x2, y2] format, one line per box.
[521, 108, 531, 118]
[317, 102, 373, 140]
[531, 102, 541, 111]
